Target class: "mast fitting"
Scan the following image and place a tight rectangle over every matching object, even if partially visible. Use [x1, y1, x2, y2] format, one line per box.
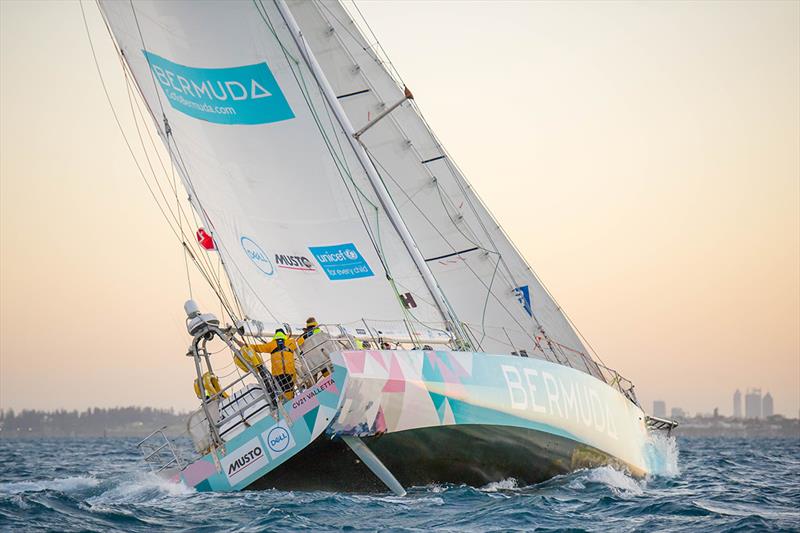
[353, 86, 414, 140]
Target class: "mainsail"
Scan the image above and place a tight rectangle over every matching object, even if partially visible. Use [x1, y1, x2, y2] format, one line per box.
[285, 0, 602, 376]
[98, 0, 603, 378]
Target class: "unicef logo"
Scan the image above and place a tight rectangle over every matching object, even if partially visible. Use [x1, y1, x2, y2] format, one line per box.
[267, 426, 290, 452]
[241, 236, 274, 276]
[344, 249, 358, 261]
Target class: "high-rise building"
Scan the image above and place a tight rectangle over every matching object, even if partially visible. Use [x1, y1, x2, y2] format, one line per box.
[653, 401, 666, 418]
[745, 388, 762, 419]
[670, 407, 686, 419]
[763, 392, 774, 417]
[733, 389, 742, 418]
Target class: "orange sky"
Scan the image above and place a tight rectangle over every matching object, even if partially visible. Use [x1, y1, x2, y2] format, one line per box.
[1, 0, 798, 416]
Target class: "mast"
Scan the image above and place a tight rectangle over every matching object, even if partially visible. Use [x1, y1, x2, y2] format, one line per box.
[274, 0, 469, 346]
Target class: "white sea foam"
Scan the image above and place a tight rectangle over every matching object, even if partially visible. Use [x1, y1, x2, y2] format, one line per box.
[350, 494, 445, 506]
[479, 478, 519, 492]
[645, 432, 681, 478]
[585, 466, 644, 497]
[566, 478, 586, 490]
[87, 472, 193, 505]
[0, 476, 100, 495]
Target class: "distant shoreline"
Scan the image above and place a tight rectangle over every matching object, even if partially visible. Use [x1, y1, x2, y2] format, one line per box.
[0, 407, 188, 440]
[1, 407, 798, 440]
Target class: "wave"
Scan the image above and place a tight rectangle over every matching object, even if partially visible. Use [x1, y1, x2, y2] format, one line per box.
[0, 476, 100, 495]
[86, 472, 194, 505]
[583, 466, 644, 497]
[479, 478, 520, 492]
[1, 437, 795, 532]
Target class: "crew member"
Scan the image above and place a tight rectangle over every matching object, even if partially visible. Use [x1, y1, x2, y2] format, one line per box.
[273, 328, 288, 351]
[271, 328, 296, 400]
[302, 317, 321, 339]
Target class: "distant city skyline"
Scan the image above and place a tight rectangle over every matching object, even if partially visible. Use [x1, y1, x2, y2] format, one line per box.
[745, 389, 763, 419]
[734, 390, 742, 418]
[653, 387, 783, 419]
[763, 392, 774, 417]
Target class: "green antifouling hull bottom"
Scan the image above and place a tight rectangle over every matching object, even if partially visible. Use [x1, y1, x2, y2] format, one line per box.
[246, 424, 627, 492]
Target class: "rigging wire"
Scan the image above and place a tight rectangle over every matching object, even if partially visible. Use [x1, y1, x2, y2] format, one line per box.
[309, 3, 510, 332]
[348, 1, 407, 86]
[255, 0, 425, 328]
[478, 254, 502, 346]
[319, 1, 403, 86]
[363, 146, 538, 345]
[80, 1, 185, 248]
[85, 0, 243, 323]
[91, 0, 601, 367]
[121, 0, 280, 324]
[120, 68, 196, 298]
[253, 0, 381, 241]
[313, 0, 599, 362]
[118, 43, 239, 317]
[324, 4, 539, 310]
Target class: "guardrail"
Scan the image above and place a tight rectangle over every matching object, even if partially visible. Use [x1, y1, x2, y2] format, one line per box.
[136, 426, 185, 473]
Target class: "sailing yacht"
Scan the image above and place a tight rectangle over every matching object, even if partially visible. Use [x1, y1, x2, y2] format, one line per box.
[94, 0, 676, 494]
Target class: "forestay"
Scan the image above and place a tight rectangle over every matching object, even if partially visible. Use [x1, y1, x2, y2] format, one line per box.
[287, 0, 603, 377]
[98, 0, 445, 333]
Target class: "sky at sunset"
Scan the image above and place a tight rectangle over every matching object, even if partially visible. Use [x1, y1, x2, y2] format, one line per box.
[1, 0, 798, 417]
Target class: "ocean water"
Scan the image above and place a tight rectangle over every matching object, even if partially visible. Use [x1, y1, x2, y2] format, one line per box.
[0, 436, 797, 532]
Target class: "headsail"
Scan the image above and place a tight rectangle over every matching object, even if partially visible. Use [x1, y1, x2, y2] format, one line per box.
[98, 0, 445, 334]
[286, 0, 603, 376]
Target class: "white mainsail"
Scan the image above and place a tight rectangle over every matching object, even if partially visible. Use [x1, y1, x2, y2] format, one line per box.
[98, 0, 445, 335]
[286, 0, 602, 376]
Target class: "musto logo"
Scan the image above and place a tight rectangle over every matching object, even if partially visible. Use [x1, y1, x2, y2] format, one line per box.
[241, 236, 274, 276]
[142, 50, 294, 125]
[262, 421, 296, 459]
[274, 253, 316, 272]
[308, 243, 374, 281]
[227, 447, 262, 476]
[220, 437, 268, 485]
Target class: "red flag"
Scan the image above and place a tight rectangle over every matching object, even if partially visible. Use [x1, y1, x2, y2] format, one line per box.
[196, 228, 216, 251]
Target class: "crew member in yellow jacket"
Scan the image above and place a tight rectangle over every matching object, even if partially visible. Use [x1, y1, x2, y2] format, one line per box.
[271, 328, 296, 400]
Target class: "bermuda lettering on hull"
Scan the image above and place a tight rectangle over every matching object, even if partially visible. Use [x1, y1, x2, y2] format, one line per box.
[501, 364, 619, 440]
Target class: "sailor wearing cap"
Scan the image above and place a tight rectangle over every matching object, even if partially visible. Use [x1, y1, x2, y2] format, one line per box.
[302, 317, 321, 339]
